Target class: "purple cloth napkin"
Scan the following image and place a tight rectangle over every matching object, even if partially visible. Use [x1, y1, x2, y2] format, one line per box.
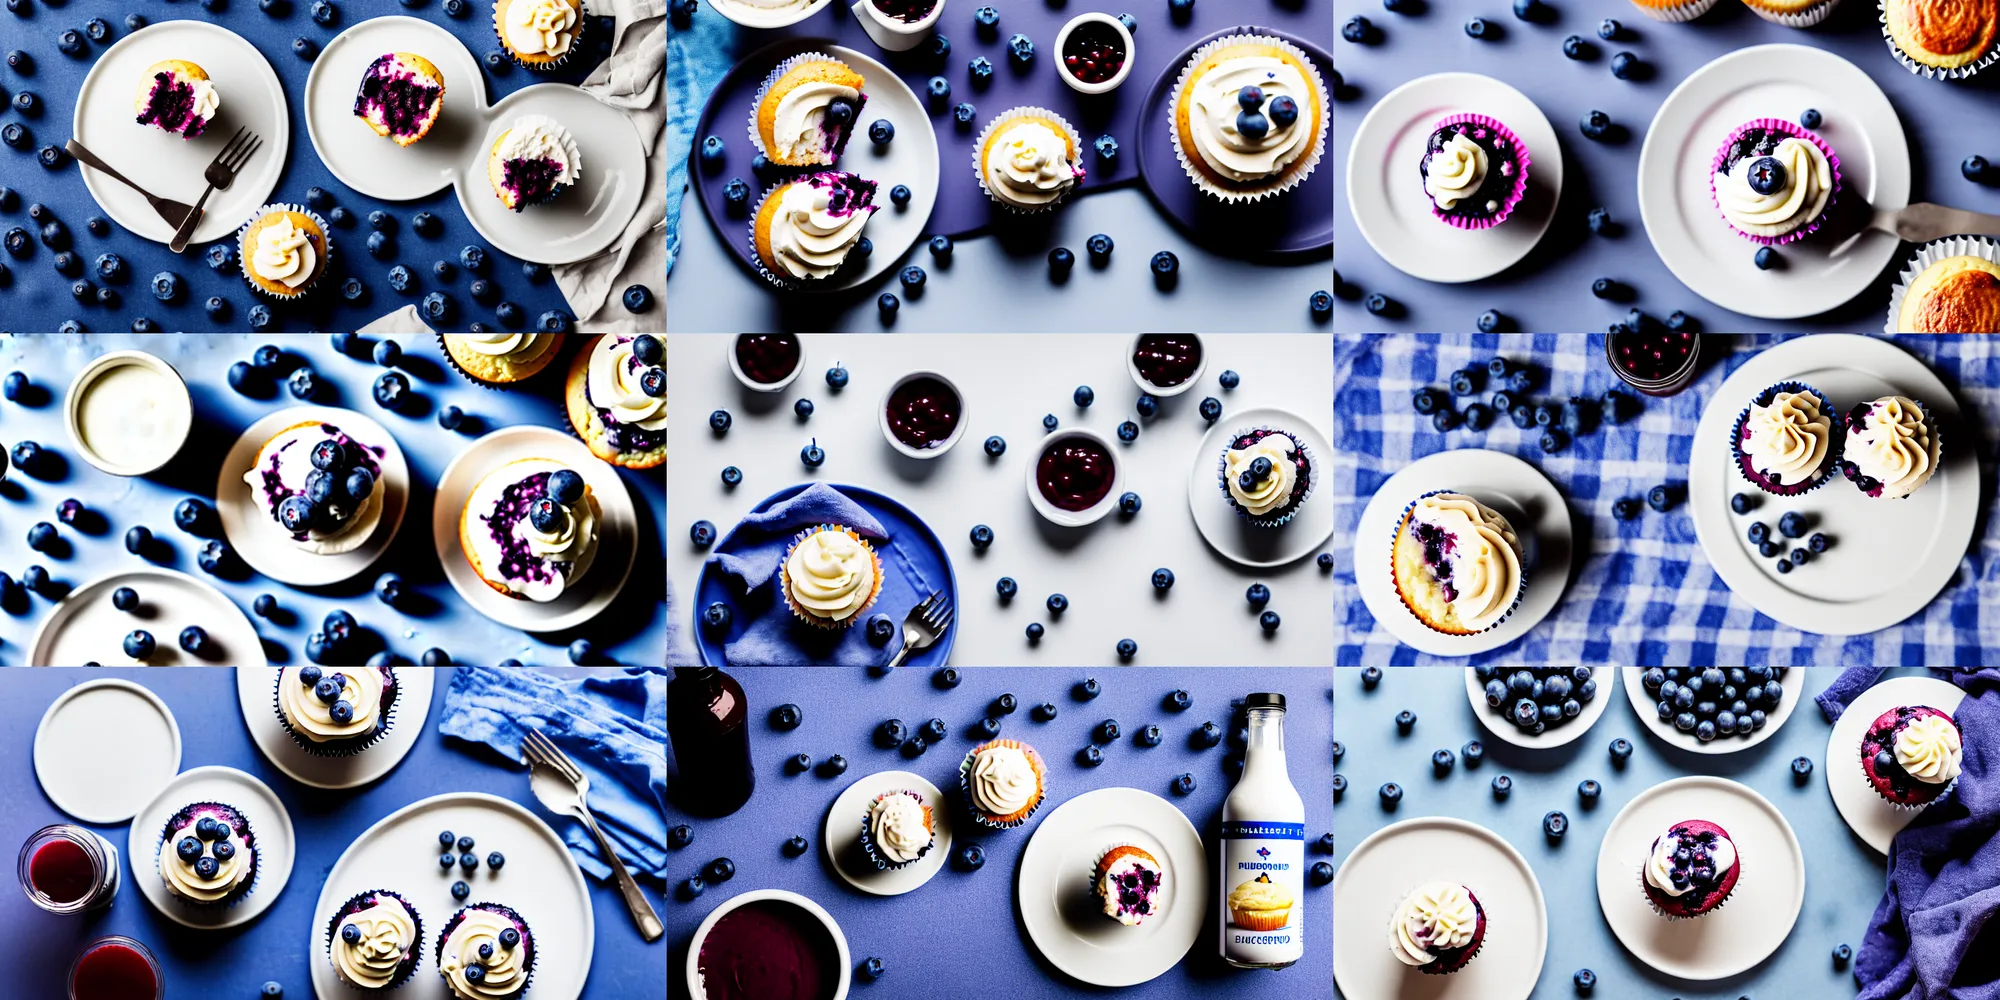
[1857, 667, 2000, 1000]
[706, 483, 904, 666]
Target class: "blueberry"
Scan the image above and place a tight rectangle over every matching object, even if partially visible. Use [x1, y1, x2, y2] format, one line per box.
[412, 211, 439, 237]
[1539, 429, 1568, 453]
[1119, 491, 1142, 514]
[1465, 17, 1491, 38]
[1025, 622, 1044, 641]
[1463, 403, 1493, 431]
[996, 576, 1018, 600]
[1118, 421, 1139, 441]
[1580, 110, 1612, 141]
[1200, 396, 1222, 421]
[373, 372, 409, 409]
[1244, 583, 1271, 608]
[1647, 485, 1676, 512]
[900, 265, 926, 291]
[877, 293, 899, 317]
[125, 525, 152, 554]
[800, 440, 825, 467]
[1476, 309, 1505, 333]
[1490, 776, 1513, 798]
[1150, 251, 1178, 278]
[1342, 16, 1373, 43]
[112, 587, 138, 611]
[1172, 773, 1197, 796]
[1086, 233, 1113, 259]
[1610, 738, 1633, 761]
[1579, 779, 1601, 801]
[1364, 292, 1393, 315]
[1574, 968, 1597, 991]
[1808, 532, 1829, 553]
[969, 524, 993, 548]
[180, 627, 208, 654]
[460, 852, 479, 872]
[1319, 552, 1335, 571]
[1834, 943, 1852, 967]
[1544, 810, 1569, 839]
[690, 520, 717, 547]
[1048, 246, 1074, 275]
[1363, 667, 1384, 689]
[1073, 384, 1094, 408]
[1094, 134, 1119, 160]
[1610, 52, 1639, 79]
[1462, 740, 1485, 767]
[1755, 246, 1779, 270]
[980, 435, 1006, 459]
[1612, 498, 1641, 521]
[123, 630, 156, 660]
[1047, 593, 1068, 614]
[1195, 721, 1222, 748]
[1433, 749, 1456, 773]
[1964, 156, 1989, 182]
[1379, 782, 1402, 806]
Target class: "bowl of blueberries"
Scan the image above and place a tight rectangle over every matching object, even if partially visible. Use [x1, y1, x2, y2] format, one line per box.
[1465, 666, 1617, 749]
[1622, 666, 1800, 755]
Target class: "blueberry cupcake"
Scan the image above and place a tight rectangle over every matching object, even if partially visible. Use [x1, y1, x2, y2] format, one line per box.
[327, 889, 424, 993]
[1094, 845, 1165, 927]
[1882, 0, 2000, 79]
[238, 204, 331, 300]
[458, 459, 601, 603]
[440, 333, 565, 388]
[487, 115, 582, 211]
[1731, 381, 1839, 496]
[492, 0, 586, 72]
[859, 790, 934, 871]
[157, 802, 257, 908]
[1890, 241, 2000, 332]
[1217, 427, 1314, 527]
[778, 524, 882, 629]
[1710, 119, 1840, 246]
[1862, 705, 1962, 808]
[751, 52, 867, 168]
[750, 172, 879, 289]
[1169, 33, 1328, 202]
[437, 902, 535, 999]
[1389, 882, 1483, 974]
[563, 334, 665, 470]
[1742, 0, 1842, 26]
[354, 53, 446, 147]
[960, 739, 1047, 830]
[274, 666, 400, 757]
[243, 420, 387, 555]
[1391, 491, 1526, 636]
[1419, 114, 1529, 230]
[1640, 820, 1739, 918]
[1840, 396, 1940, 499]
[974, 107, 1085, 213]
[134, 59, 220, 139]
[1629, 0, 1721, 19]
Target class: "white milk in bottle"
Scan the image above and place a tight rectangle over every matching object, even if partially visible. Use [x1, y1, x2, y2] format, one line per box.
[1219, 692, 1306, 970]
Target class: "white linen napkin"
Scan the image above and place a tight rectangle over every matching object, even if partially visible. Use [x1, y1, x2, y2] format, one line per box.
[359, 304, 435, 334]
[557, 0, 666, 333]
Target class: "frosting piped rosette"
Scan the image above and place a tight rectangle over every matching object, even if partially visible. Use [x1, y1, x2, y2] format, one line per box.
[1840, 395, 1940, 498]
[778, 523, 882, 629]
[959, 738, 1047, 830]
[749, 172, 879, 288]
[274, 665, 399, 757]
[1388, 881, 1484, 974]
[436, 902, 535, 1000]
[1709, 118, 1841, 246]
[326, 889, 424, 993]
[1731, 381, 1840, 496]
[1215, 426, 1314, 528]
[1390, 490, 1525, 636]
[973, 107, 1085, 214]
[1419, 114, 1530, 230]
[859, 790, 934, 870]
[156, 802, 257, 908]
[1862, 704, 1963, 808]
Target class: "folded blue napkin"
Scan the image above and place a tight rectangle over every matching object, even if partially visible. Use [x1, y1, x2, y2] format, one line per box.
[1856, 668, 2000, 1000]
[665, 9, 741, 275]
[438, 667, 669, 883]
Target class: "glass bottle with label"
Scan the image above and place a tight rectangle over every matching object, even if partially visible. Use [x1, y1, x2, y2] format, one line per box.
[1219, 692, 1305, 970]
[668, 668, 755, 817]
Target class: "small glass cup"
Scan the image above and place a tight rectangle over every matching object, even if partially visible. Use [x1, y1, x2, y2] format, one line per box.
[1605, 331, 1703, 396]
[19, 824, 121, 914]
[69, 936, 163, 1000]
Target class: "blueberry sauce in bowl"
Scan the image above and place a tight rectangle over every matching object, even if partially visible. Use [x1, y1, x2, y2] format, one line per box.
[1063, 22, 1127, 84]
[730, 335, 803, 390]
[1129, 334, 1205, 393]
[868, 0, 938, 23]
[881, 373, 963, 456]
[1037, 436, 1116, 511]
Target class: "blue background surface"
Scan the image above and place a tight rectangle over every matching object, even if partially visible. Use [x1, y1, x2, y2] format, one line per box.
[665, 666, 1334, 999]
[1329, 0, 2000, 333]
[0, 0, 613, 333]
[1333, 665, 1902, 1000]
[0, 666, 666, 998]
[0, 332, 667, 666]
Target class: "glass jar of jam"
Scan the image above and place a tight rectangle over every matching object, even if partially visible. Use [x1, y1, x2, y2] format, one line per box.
[1605, 331, 1702, 396]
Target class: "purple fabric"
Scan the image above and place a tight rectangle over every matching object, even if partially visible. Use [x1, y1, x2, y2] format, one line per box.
[707, 482, 889, 587]
[1819, 668, 1892, 722]
[706, 483, 896, 666]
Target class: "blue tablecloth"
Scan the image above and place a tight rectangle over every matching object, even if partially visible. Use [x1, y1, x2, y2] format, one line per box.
[1333, 334, 2000, 666]
[664, 0, 740, 276]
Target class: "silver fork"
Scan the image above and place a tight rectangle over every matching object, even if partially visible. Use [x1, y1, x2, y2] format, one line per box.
[885, 590, 953, 667]
[168, 125, 262, 253]
[64, 140, 201, 231]
[521, 727, 664, 942]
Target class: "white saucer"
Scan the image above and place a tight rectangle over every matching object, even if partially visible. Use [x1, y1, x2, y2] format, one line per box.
[456, 83, 649, 266]
[431, 425, 638, 633]
[1344, 72, 1563, 283]
[233, 666, 435, 790]
[28, 568, 266, 666]
[1463, 667, 1617, 749]
[1351, 449, 1574, 657]
[1334, 816, 1547, 1000]
[821, 770, 951, 896]
[127, 765, 296, 930]
[33, 679, 182, 824]
[215, 405, 412, 587]
[1636, 44, 1910, 320]
[72, 19, 290, 245]
[1183, 407, 1337, 568]
[303, 16, 487, 201]
[1686, 335, 1975, 635]
[309, 792, 595, 1000]
[703, 0, 833, 29]
[1017, 787, 1207, 989]
[1825, 675, 1967, 854]
[1621, 667, 1804, 755]
[1594, 776, 1804, 981]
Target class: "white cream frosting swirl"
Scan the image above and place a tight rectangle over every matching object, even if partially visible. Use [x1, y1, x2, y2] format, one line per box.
[241, 423, 385, 555]
[187, 78, 221, 125]
[1390, 882, 1477, 966]
[783, 528, 876, 622]
[278, 667, 386, 742]
[1408, 493, 1522, 632]
[1643, 830, 1737, 897]
[332, 895, 417, 990]
[1849, 396, 1937, 499]
[467, 459, 600, 603]
[451, 333, 556, 361]
[496, 121, 579, 185]
[438, 908, 529, 999]
[767, 179, 876, 281]
[1187, 54, 1317, 183]
[1741, 389, 1831, 486]
[587, 336, 667, 432]
[252, 216, 318, 289]
[498, 0, 577, 57]
[770, 79, 860, 164]
[1895, 714, 1962, 784]
[1425, 133, 1489, 211]
[157, 814, 253, 903]
[868, 793, 931, 864]
[983, 119, 1079, 208]
[1224, 433, 1299, 516]
[969, 743, 1038, 818]
[1714, 136, 1833, 238]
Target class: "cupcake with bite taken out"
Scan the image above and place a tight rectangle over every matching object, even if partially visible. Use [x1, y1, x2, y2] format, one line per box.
[1861, 705, 1962, 808]
[135, 60, 219, 139]
[564, 334, 665, 470]
[458, 460, 601, 603]
[752, 52, 867, 168]
[354, 52, 446, 147]
[1094, 844, 1165, 927]
[1391, 491, 1525, 635]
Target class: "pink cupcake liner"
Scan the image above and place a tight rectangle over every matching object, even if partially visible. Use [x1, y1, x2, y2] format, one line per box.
[1708, 118, 1842, 246]
[1422, 114, 1530, 231]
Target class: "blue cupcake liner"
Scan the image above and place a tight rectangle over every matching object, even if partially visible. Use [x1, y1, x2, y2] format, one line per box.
[857, 790, 933, 871]
[1215, 426, 1314, 528]
[1388, 489, 1527, 637]
[1730, 380, 1841, 497]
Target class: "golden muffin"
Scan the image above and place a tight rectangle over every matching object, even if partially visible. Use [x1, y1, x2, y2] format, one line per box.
[756, 58, 868, 167]
[1898, 255, 2000, 332]
[1885, 0, 1999, 69]
[237, 208, 328, 299]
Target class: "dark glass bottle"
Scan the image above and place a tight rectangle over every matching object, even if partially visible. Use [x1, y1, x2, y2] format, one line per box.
[668, 668, 755, 817]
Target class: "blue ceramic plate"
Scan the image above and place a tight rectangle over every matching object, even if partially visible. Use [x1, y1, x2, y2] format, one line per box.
[693, 483, 958, 666]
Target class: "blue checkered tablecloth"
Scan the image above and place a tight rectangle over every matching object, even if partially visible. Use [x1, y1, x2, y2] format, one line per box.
[1333, 334, 2000, 667]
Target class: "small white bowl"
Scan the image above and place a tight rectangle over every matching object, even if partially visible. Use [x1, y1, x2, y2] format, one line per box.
[727, 334, 807, 393]
[63, 350, 193, 477]
[685, 889, 851, 1000]
[1054, 13, 1134, 96]
[1126, 334, 1208, 397]
[703, 0, 834, 30]
[879, 370, 967, 459]
[853, 0, 945, 52]
[1026, 427, 1123, 526]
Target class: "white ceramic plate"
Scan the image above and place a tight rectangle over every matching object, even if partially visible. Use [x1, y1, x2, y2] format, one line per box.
[29, 568, 267, 666]
[72, 19, 290, 245]
[704, 0, 833, 29]
[1825, 675, 1967, 854]
[303, 16, 488, 201]
[821, 770, 952, 896]
[1184, 406, 1337, 568]
[1636, 44, 1909, 320]
[1017, 787, 1207, 989]
[309, 792, 595, 1000]
[457, 83, 649, 266]
[1344, 72, 1562, 284]
[1595, 776, 1804, 981]
[431, 425, 639, 633]
[233, 666, 435, 790]
[216, 406, 412, 587]
[1334, 816, 1547, 1000]
[1686, 335, 1975, 635]
[1352, 449, 1574, 657]
[33, 679, 183, 824]
[128, 765, 296, 930]
[1463, 667, 1617, 749]
[1622, 667, 1804, 755]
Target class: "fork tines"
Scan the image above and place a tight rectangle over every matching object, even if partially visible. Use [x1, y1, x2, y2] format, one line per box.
[522, 727, 582, 781]
[216, 126, 262, 176]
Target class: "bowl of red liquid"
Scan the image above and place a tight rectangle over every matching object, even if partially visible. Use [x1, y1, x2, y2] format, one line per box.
[878, 371, 966, 459]
[19, 824, 120, 914]
[69, 936, 162, 1000]
[1127, 333, 1207, 396]
[729, 334, 806, 392]
[1026, 427, 1123, 526]
[1056, 13, 1133, 95]
[686, 889, 850, 1000]
[1605, 330, 1702, 396]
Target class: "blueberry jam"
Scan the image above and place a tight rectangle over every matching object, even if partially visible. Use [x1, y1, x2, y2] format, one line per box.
[480, 471, 575, 588]
[354, 55, 442, 139]
[584, 336, 666, 453]
[1063, 22, 1127, 84]
[696, 899, 841, 1000]
[1411, 521, 1458, 602]
[817, 94, 869, 160]
[1653, 823, 1730, 910]
[136, 72, 207, 138]
[885, 376, 961, 449]
[1037, 437, 1115, 511]
[1718, 127, 1796, 175]
[870, 0, 937, 23]
[1608, 331, 1696, 382]
[1132, 334, 1201, 388]
[734, 335, 801, 384]
[1107, 863, 1160, 920]
[501, 156, 566, 210]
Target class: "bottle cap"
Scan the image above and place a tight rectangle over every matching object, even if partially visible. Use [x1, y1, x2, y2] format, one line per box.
[1243, 692, 1286, 711]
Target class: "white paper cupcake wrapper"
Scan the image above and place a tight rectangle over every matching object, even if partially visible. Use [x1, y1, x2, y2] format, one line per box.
[748, 51, 852, 168]
[236, 202, 331, 302]
[1744, 0, 1840, 27]
[1632, 0, 1721, 21]
[1167, 33, 1330, 205]
[1883, 236, 2000, 333]
[1878, 4, 2000, 80]
[971, 106, 1085, 215]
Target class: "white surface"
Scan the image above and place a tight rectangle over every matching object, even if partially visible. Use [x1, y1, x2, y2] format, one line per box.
[1344, 72, 1563, 284]
[1594, 776, 1805, 981]
[1333, 816, 1548, 1000]
[1622, 667, 1805, 755]
[72, 19, 290, 245]
[1184, 406, 1337, 568]
[128, 765, 296, 930]
[821, 770, 952, 896]
[431, 425, 639, 633]
[215, 406, 412, 587]
[30, 568, 267, 666]
[1462, 667, 1617, 749]
[309, 792, 595, 1000]
[1686, 334, 1976, 635]
[233, 667, 435, 790]
[33, 679, 182, 824]
[1351, 448, 1575, 657]
[667, 334, 1335, 665]
[1637, 44, 1909, 320]
[1825, 675, 1967, 854]
[1016, 787, 1207, 988]
[456, 84, 650, 266]
[303, 16, 487, 201]
[685, 890, 851, 1000]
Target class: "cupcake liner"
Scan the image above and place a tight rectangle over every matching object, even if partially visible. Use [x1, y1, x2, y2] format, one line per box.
[1730, 380, 1841, 496]
[1388, 489, 1528, 637]
[494, 0, 588, 72]
[1879, 3, 2000, 80]
[1708, 119, 1842, 246]
[744, 177, 877, 291]
[436, 332, 566, 391]
[776, 524, 883, 630]
[237, 203, 332, 301]
[1863, 755, 1952, 811]
[1167, 33, 1329, 205]
[958, 740, 1047, 831]
[1421, 113, 1531, 231]
[1743, 0, 1840, 27]
[273, 668, 402, 757]
[1884, 236, 2000, 333]
[156, 802, 259, 909]
[1632, 0, 1722, 21]
[972, 106, 1086, 215]
[748, 51, 859, 167]
[437, 902, 536, 999]
[325, 889, 424, 993]
[1215, 426, 1316, 528]
[1841, 395, 1941, 499]
[505, 113, 585, 189]
[857, 790, 934, 871]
